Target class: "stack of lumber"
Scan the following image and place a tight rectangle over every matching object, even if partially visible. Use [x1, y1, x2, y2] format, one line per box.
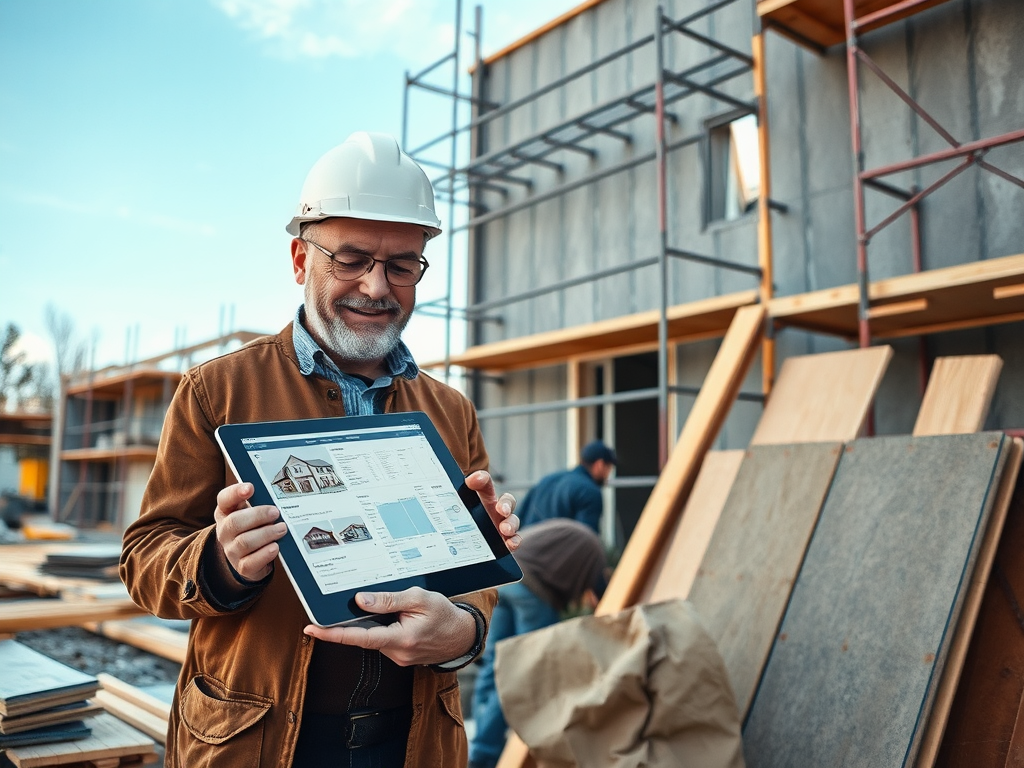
[0, 543, 144, 635]
[498, 345, 1017, 768]
[39, 546, 122, 582]
[93, 675, 171, 745]
[0, 639, 101, 749]
[1, 712, 158, 767]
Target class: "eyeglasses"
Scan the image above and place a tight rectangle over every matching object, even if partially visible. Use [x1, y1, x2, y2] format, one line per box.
[303, 239, 429, 287]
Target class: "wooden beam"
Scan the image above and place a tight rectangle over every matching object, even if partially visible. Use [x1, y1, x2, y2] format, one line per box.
[0, 599, 145, 633]
[597, 304, 765, 615]
[913, 356, 1003, 437]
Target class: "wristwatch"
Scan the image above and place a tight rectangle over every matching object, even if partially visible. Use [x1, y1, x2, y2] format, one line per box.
[430, 602, 486, 671]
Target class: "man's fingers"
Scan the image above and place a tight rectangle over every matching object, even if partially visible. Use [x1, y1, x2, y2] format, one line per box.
[215, 482, 254, 513]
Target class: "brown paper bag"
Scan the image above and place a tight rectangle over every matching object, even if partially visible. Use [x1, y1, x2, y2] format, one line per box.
[494, 599, 745, 768]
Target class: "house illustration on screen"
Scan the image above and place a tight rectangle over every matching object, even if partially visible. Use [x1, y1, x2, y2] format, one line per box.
[272, 455, 345, 497]
[303, 526, 339, 550]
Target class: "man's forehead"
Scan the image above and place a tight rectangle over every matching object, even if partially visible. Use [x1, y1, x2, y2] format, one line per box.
[319, 217, 425, 251]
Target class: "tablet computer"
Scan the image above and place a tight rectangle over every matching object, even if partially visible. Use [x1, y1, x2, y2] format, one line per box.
[215, 412, 522, 627]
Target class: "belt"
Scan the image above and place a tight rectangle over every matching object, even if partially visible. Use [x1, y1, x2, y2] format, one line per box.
[343, 705, 413, 750]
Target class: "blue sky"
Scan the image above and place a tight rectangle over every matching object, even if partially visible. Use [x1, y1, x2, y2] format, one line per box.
[0, 0, 580, 376]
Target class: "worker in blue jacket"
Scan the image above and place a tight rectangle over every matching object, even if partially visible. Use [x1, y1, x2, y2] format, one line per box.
[516, 440, 616, 533]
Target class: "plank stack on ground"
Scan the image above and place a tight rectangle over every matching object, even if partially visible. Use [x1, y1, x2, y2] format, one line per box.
[1, 712, 157, 768]
[0, 639, 100, 749]
[93, 676, 170, 746]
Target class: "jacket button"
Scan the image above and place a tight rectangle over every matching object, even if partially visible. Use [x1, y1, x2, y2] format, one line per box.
[182, 580, 196, 599]
[288, 711, 297, 724]
[327, 388, 339, 400]
[302, 636, 310, 646]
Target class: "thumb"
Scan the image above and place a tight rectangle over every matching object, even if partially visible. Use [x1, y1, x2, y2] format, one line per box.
[355, 591, 398, 614]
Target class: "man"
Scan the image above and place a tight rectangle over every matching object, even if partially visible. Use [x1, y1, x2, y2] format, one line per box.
[468, 518, 608, 768]
[516, 440, 617, 533]
[120, 132, 520, 768]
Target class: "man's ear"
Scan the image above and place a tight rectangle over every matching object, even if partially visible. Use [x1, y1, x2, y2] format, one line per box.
[291, 238, 308, 285]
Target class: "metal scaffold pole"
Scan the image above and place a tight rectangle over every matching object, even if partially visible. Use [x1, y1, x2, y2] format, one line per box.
[654, 4, 669, 471]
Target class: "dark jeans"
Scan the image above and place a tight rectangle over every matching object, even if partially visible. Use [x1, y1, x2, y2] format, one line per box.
[293, 709, 410, 768]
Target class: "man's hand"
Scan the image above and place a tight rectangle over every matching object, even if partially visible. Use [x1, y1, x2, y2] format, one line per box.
[213, 482, 288, 583]
[304, 588, 476, 666]
[466, 470, 521, 552]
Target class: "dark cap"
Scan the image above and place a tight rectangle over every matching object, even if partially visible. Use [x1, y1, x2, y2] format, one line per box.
[581, 440, 617, 466]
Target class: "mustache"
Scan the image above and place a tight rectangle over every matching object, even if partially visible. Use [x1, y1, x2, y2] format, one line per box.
[333, 297, 403, 313]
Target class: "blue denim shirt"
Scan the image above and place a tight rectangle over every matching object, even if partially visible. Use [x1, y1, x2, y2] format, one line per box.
[291, 305, 418, 416]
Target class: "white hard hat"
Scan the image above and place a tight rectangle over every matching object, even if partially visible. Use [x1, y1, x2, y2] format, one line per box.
[286, 132, 442, 239]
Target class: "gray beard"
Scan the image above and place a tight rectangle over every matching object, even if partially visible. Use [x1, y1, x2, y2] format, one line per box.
[305, 293, 410, 363]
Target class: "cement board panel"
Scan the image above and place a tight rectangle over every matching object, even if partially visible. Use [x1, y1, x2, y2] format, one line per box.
[743, 432, 1011, 768]
[687, 442, 843, 715]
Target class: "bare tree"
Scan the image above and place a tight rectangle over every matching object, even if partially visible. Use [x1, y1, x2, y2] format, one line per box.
[45, 304, 88, 380]
[0, 323, 36, 411]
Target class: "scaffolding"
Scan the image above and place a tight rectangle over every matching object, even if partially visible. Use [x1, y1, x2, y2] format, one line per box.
[759, 0, 1024, 351]
[403, 0, 777, 513]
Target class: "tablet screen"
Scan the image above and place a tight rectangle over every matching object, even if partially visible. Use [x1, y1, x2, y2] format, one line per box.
[238, 421, 497, 596]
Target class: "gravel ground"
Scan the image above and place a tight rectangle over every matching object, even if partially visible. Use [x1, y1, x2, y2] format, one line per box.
[14, 626, 182, 688]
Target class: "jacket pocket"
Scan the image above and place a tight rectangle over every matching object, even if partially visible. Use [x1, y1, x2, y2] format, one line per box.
[438, 681, 464, 727]
[177, 674, 272, 768]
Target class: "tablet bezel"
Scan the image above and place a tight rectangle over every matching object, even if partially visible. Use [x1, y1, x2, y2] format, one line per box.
[215, 411, 522, 627]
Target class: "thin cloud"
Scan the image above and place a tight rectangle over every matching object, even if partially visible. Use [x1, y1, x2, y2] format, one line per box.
[3, 189, 216, 237]
[211, 0, 452, 67]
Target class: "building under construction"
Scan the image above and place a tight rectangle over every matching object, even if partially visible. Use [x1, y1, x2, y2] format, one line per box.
[404, 0, 1023, 552]
[5, 2, 1022, 766]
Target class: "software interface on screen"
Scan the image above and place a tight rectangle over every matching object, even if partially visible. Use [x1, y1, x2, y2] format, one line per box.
[241, 424, 496, 595]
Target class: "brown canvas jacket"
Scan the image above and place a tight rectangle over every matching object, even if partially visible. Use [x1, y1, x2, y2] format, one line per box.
[120, 323, 496, 768]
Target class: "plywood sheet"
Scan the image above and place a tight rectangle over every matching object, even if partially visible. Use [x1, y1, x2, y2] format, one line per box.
[744, 432, 1012, 768]
[934, 463, 1024, 768]
[639, 450, 745, 604]
[750, 346, 892, 446]
[913, 355, 1003, 436]
[687, 443, 843, 716]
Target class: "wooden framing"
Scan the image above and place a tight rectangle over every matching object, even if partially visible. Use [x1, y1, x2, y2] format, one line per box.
[757, 0, 953, 50]
[435, 291, 759, 372]
[768, 253, 1024, 340]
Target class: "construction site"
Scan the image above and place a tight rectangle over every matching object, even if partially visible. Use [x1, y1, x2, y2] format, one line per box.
[1, 0, 1023, 765]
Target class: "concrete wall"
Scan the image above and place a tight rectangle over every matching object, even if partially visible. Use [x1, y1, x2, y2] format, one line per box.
[465, 0, 1024, 538]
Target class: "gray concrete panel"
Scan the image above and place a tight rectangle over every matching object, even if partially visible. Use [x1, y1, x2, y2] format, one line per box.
[805, 186, 857, 289]
[533, 184, 567, 333]
[563, 185, 599, 326]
